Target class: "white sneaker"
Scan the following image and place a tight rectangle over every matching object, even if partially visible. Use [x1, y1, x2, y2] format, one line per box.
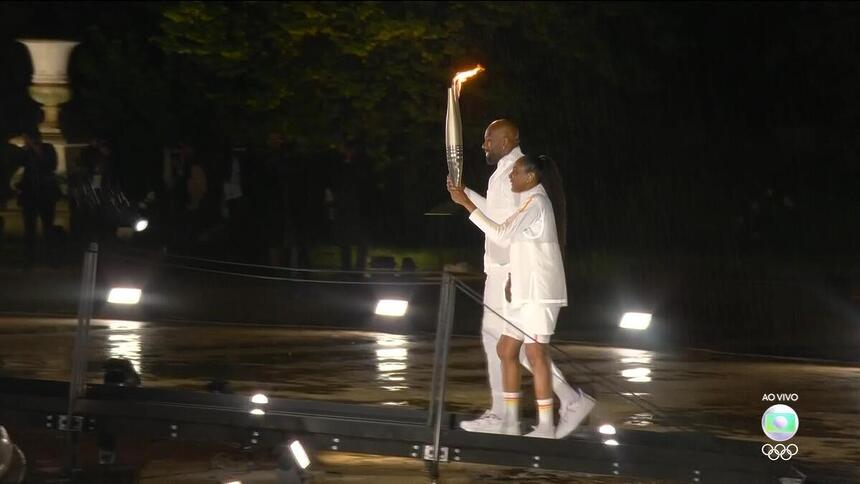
[460, 411, 521, 435]
[525, 425, 556, 439]
[488, 418, 521, 436]
[459, 410, 502, 432]
[555, 390, 596, 439]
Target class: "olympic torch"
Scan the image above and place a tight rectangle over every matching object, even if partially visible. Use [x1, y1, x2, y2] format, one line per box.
[446, 65, 485, 187]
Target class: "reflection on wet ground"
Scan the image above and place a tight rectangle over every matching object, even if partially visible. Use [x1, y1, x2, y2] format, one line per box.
[1, 317, 858, 482]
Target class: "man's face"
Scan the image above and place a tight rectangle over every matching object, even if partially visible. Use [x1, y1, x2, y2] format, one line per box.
[482, 126, 507, 165]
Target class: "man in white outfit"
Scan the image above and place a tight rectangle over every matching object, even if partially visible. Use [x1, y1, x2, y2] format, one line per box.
[453, 119, 594, 438]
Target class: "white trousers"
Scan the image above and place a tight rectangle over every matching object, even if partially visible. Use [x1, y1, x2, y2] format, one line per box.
[481, 270, 575, 410]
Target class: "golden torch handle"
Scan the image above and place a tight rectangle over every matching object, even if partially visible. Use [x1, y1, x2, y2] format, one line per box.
[445, 87, 464, 187]
[445, 65, 484, 188]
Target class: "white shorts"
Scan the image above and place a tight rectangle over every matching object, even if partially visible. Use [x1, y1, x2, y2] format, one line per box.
[502, 303, 559, 344]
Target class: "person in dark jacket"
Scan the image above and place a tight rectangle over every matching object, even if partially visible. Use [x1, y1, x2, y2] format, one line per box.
[17, 131, 60, 267]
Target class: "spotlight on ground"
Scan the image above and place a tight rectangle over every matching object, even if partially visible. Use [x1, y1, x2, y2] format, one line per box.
[375, 299, 408, 317]
[107, 287, 142, 305]
[251, 393, 269, 405]
[603, 439, 620, 446]
[134, 218, 149, 232]
[275, 440, 310, 484]
[289, 440, 311, 469]
[599, 424, 617, 435]
[619, 312, 652, 330]
[250, 408, 265, 416]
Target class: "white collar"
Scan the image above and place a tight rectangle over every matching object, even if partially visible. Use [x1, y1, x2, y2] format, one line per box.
[495, 146, 524, 173]
[518, 183, 547, 199]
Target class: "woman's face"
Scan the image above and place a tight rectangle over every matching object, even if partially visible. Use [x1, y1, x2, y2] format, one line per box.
[509, 157, 537, 193]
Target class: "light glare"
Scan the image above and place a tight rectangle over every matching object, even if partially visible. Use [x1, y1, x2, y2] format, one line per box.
[599, 424, 617, 435]
[619, 312, 652, 330]
[289, 440, 311, 469]
[628, 376, 652, 383]
[107, 288, 141, 305]
[376, 348, 407, 359]
[251, 393, 269, 405]
[621, 368, 651, 379]
[621, 357, 651, 364]
[375, 299, 408, 317]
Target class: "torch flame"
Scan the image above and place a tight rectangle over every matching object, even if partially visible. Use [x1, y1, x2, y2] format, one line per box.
[452, 64, 485, 97]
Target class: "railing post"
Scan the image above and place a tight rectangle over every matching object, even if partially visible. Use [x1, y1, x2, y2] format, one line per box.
[66, 242, 99, 472]
[426, 271, 456, 481]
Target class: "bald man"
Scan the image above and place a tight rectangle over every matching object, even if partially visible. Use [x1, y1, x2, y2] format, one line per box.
[450, 119, 594, 438]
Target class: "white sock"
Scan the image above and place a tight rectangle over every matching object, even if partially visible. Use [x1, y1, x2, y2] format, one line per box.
[537, 398, 554, 429]
[491, 392, 506, 417]
[503, 392, 520, 423]
[521, 352, 579, 408]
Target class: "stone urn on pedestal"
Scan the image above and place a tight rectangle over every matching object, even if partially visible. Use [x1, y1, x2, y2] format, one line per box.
[17, 39, 82, 176]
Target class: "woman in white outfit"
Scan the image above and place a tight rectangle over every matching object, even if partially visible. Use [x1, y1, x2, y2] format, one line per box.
[449, 154, 580, 438]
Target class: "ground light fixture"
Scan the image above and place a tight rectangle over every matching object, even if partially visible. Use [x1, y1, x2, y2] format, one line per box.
[107, 287, 142, 305]
[134, 218, 149, 232]
[249, 393, 269, 416]
[276, 440, 310, 484]
[289, 440, 311, 469]
[619, 312, 652, 330]
[375, 299, 408, 317]
[599, 424, 617, 435]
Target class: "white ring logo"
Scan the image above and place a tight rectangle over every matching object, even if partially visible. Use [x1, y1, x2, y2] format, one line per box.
[761, 443, 798, 461]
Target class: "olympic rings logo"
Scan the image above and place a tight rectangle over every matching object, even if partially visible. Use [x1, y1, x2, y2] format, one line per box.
[761, 443, 798, 461]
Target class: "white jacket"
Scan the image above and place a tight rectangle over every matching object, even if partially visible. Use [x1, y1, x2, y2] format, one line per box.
[468, 183, 567, 307]
[464, 146, 523, 274]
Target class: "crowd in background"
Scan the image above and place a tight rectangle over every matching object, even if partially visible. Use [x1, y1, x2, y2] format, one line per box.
[0, 131, 377, 270]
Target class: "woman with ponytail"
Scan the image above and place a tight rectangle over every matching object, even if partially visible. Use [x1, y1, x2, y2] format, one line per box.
[449, 154, 594, 439]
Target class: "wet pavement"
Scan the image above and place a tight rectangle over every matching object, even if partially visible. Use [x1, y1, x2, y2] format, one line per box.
[0, 316, 858, 482]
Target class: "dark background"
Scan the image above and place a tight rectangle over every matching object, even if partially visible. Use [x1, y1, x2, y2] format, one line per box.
[1, 2, 859, 358]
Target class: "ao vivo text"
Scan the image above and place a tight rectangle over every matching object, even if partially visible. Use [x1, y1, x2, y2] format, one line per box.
[761, 393, 799, 402]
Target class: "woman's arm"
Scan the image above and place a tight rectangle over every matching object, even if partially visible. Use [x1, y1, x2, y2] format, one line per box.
[469, 195, 542, 244]
[450, 185, 544, 243]
[464, 187, 487, 213]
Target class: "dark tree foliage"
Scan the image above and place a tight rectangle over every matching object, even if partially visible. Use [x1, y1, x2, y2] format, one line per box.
[2, 2, 860, 251]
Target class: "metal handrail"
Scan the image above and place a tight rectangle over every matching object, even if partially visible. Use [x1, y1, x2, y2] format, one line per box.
[66, 242, 98, 472]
